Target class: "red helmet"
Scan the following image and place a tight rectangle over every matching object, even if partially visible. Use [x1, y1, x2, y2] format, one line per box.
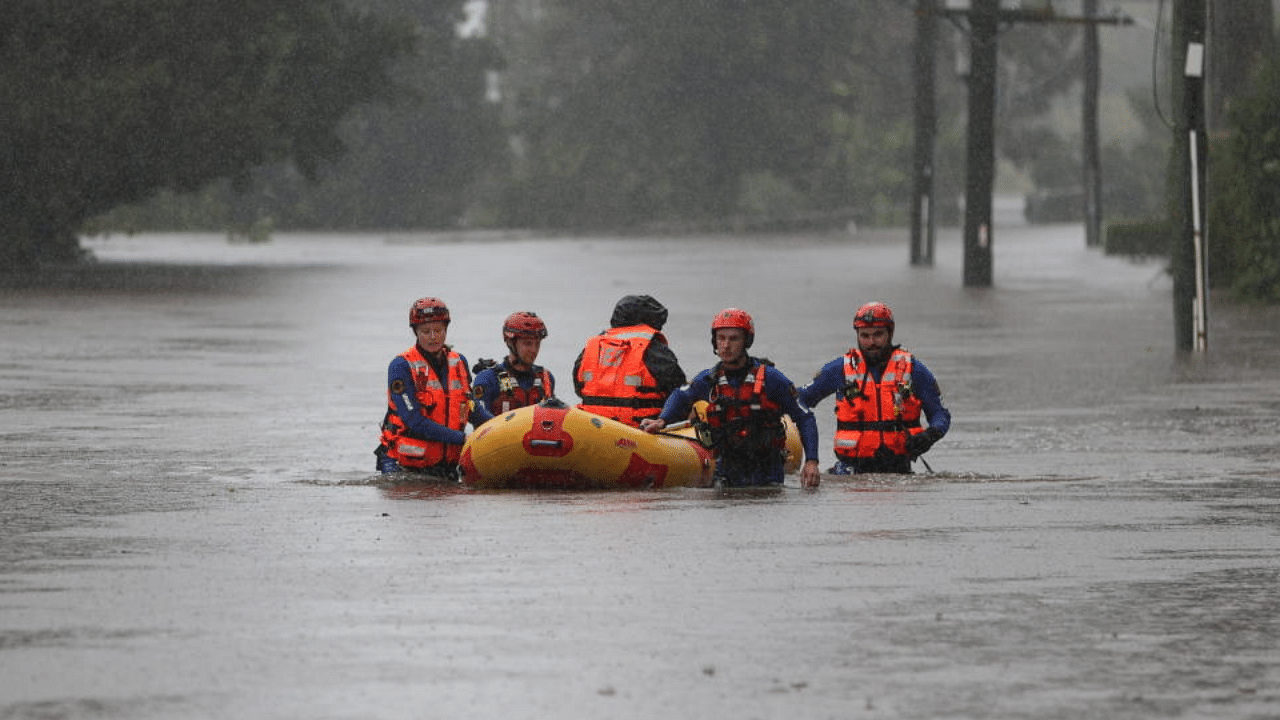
[502, 311, 548, 342]
[409, 297, 450, 327]
[853, 301, 894, 332]
[710, 307, 755, 349]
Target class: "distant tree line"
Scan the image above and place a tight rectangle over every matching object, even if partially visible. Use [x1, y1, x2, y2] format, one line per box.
[7, 0, 1277, 305]
[85, 0, 1111, 235]
[92, 0, 946, 235]
[489, 0, 928, 230]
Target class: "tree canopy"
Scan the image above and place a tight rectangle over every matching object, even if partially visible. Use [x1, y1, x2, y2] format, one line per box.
[1, 0, 414, 267]
[7, 0, 1211, 270]
[494, 0, 923, 229]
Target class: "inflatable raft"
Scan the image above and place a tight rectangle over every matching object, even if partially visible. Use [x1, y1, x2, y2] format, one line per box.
[458, 398, 801, 491]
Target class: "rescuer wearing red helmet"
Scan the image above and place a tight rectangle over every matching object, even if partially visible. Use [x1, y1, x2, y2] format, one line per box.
[375, 297, 493, 477]
[799, 301, 950, 474]
[573, 294, 686, 427]
[641, 308, 821, 488]
[471, 311, 557, 414]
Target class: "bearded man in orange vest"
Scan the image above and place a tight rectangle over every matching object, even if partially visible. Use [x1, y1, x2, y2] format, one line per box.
[799, 301, 951, 474]
[573, 294, 686, 427]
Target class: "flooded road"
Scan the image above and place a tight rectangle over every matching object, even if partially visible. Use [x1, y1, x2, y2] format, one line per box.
[2, 225, 1279, 719]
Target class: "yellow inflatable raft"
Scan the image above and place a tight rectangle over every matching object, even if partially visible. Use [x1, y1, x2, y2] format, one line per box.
[458, 398, 801, 491]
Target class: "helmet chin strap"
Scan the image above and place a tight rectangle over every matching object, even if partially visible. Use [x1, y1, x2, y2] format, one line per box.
[506, 341, 533, 371]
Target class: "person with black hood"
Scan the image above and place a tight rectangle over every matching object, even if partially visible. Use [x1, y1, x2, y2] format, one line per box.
[573, 294, 686, 427]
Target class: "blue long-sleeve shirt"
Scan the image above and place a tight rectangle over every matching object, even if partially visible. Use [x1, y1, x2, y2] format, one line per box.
[798, 350, 951, 436]
[472, 358, 557, 413]
[386, 350, 493, 446]
[658, 360, 821, 465]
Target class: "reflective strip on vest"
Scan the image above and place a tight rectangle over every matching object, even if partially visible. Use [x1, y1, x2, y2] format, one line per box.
[580, 372, 649, 387]
[396, 441, 428, 458]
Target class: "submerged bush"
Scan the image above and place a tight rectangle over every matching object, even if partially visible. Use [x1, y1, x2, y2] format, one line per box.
[1104, 219, 1170, 257]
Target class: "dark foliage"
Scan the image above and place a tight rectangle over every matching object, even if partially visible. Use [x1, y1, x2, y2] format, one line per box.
[495, 0, 922, 229]
[0, 0, 414, 266]
[1210, 53, 1280, 302]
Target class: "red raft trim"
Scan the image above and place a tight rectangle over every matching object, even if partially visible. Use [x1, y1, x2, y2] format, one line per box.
[617, 452, 670, 489]
[522, 404, 574, 457]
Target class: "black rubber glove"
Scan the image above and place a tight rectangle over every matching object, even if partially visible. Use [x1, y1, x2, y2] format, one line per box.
[905, 428, 943, 459]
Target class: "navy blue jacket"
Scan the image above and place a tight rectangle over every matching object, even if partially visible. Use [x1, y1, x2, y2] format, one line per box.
[658, 358, 820, 485]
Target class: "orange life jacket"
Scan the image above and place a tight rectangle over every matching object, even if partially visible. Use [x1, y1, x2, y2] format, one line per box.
[380, 345, 472, 468]
[576, 325, 668, 427]
[833, 347, 924, 460]
[486, 364, 553, 414]
[705, 360, 785, 453]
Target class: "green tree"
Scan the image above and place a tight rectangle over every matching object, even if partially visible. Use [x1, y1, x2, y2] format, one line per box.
[495, 0, 920, 229]
[1101, 89, 1168, 221]
[1211, 53, 1280, 303]
[995, 21, 1083, 188]
[225, 0, 505, 230]
[0, 0, 414, 267]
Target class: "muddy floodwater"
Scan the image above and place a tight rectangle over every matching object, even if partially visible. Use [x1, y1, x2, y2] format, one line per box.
[2, 224, 1279, 719]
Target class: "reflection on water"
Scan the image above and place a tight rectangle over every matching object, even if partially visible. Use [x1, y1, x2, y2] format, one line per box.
[2, 229, 1279, 719]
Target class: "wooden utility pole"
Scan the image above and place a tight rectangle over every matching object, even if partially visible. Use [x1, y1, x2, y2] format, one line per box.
[1082, 0, 1102, 248]
[919, 2, 1132, 286]
[910, 0, 939, 266]
[962, 0, 999, 287]
[1171, 0, 1208, 352]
